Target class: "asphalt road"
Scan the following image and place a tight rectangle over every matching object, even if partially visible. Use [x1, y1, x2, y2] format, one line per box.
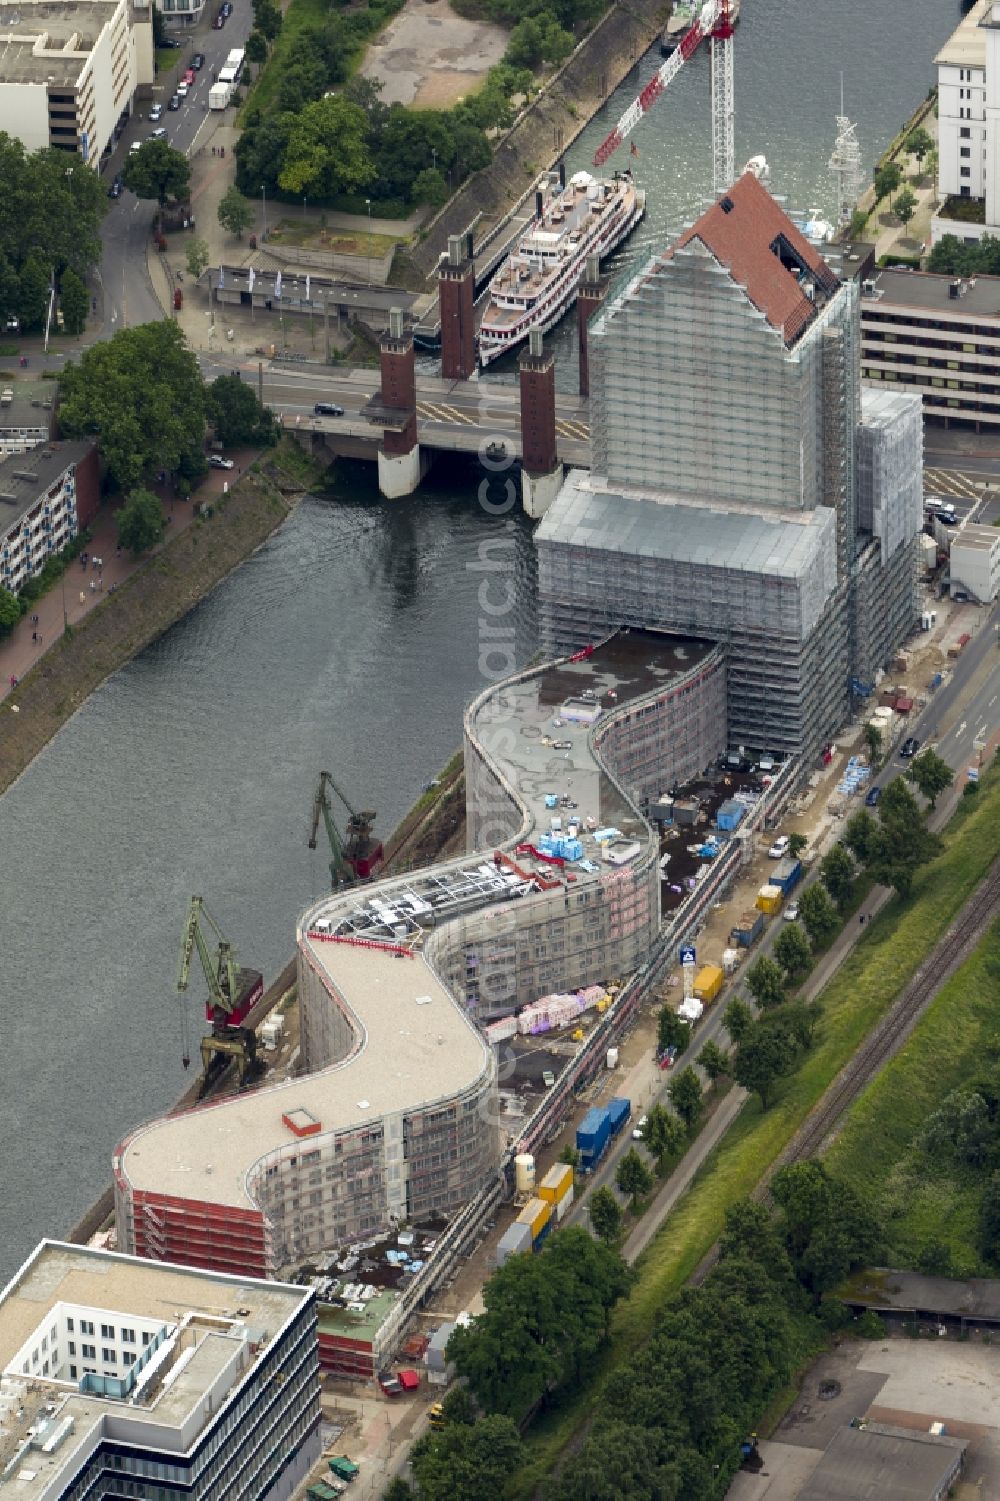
[95, 10, 252, 335]
[565, 599, 1000, 1231]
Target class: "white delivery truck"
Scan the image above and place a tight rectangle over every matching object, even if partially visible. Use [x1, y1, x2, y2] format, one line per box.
[209, 81, 231, 109]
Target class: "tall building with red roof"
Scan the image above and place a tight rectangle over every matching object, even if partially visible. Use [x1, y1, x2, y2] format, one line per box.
[537, 172, 922, 765]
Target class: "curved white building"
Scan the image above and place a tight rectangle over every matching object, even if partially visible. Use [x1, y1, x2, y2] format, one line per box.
[114, 631, 726, 1279]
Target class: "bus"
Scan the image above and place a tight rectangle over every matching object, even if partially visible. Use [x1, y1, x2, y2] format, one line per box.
[225, 47, 245, 81]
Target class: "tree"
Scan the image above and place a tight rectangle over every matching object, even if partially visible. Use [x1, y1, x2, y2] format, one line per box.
[906, 747, 953, 809]
[863, 721, 883, 767]
[906, 126, 933, 164]
[558, 1143, 580, 1170]
[59, 268, 88, 335]
[732, 1019, 799, 1110]
[381, 1482, 414, 1501]
[244, 27, 269, 63]
[844, 808, 879, 865]
[412, 166, 449, 210]
[206, 373, 277, 447]
[873, 161, 902, 206]
[440, 1386, 478, 1425]
[116, 487, 165, 556]
[698, 1039, 730, 1089]
[773, 923, 811, 980]
[745, 957, 786, 1011]
[0, 585, 21, 635]
[185, 236, 210, 281]
[798, 883, 839, 947]
[980, 1172, 1000, 1262]
[58, 322, 207, 490]
[868, 775, 942, 895]
[410, 1413, 525, 1501]
[772, 1160, 880, 1295]
[616, 1148, 654, 1205]
[920, 1087, 992, 1166]
[641, 1103, 687, 1171]
[589, 1185, 623, 1244]
[787, 832, 808, 859]
[657, 1005, 689, 1057]
[123, 139, 191, 209]
[217, 187, 254, 243]
[723, 996, 753, 1045]
[894, 186, 917, 227]
[820, 844, 855, 913]
[668, 1066, 703, 1132]
[279, 95, 374, 197]
[18, 251, 50, 331]
[253, 0, 282, 39]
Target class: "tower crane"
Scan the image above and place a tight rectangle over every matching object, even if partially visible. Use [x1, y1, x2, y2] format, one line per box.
[308, 771, 384, 887]
[177, 896, 264, 1092]
[594, 0, 735, 195]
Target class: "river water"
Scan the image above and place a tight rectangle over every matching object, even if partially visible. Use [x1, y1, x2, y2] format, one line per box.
[0, 0, 961, 1277]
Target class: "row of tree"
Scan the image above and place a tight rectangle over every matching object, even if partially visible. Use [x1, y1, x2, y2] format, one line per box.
[929, 232, 1000, 278]
[0, 134, 107, 334]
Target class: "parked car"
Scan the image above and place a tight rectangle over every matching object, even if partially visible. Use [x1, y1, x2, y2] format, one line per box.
[107, 175, 123, 198]
[182, 66, 196, 84]
[176, 80, 189, 96]
[865, 785, 881, 806]
[168, 93, 181, 110]
[221, 2, 233, 15]
[767, 834, 790, 859]
[783, 903, 800, 923]
[900, 737, 921, 759]
[541, 1070, 555, 1088]
[160, 36, 181, 47]
[208, 455, 235, 470]
[191, 52, 206, 68]
[632, 1114, 648, 1141]
[148, 102, 163, 120]
[314, 401, 344, 416]
[658, 1045, 678, 1071]
[212, 11, 225, 25]
[147, 126, 168, 140]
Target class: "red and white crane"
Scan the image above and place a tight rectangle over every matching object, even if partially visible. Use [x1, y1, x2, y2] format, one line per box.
[593, 0, 735, 195]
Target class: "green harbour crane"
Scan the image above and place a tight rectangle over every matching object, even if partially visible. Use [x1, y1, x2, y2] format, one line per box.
[308, 771, 384, 887]
[177, 896, 264, 1092]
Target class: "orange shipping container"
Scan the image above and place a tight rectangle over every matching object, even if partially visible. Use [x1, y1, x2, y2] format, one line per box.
[538, 1164, 574, 1204]
[517, 1196, 552, 1240]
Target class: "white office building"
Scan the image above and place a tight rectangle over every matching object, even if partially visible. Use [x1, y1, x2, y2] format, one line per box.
[934, 0, 1000, 243]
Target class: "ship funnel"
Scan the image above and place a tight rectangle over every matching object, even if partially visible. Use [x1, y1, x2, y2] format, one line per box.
[558, 162, 566, 188]
[447, 234, 464, 267]
[586, 253, 600, 283]
[389, 307, 404, 340]
[466, 230, 474, 261]
[529, 329, 543, 358]
[535, 190, 544, 219]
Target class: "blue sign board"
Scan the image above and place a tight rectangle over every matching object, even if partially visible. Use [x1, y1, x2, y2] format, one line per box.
[679, 944, 697, 965]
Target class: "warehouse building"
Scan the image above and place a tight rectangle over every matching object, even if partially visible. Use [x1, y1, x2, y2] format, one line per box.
[0, 1241, 320, 1501]
[797, 1423, 967, 1501]
[537, 171, 921, 763]
[114, 632, 722, 1279]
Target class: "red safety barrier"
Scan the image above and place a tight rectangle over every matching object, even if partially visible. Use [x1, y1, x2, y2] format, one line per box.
[516, 843, 566, 868]
[308, 932, 413, 957]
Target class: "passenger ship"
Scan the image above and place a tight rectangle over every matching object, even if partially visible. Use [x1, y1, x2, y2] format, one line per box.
[477, 167, 645, 368]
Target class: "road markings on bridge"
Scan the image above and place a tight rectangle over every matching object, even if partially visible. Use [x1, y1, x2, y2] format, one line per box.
[416, 401, 477, 425]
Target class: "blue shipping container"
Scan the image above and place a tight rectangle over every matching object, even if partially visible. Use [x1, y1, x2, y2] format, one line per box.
[771, 857, 802, 895]
[576, 1106, 611, 1166]
[717, 798, 745, 832]
[606, 1098, 631, 1136]
[733, 909, 764, 947]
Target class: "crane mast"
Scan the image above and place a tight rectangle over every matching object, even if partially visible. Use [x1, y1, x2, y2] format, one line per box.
[308, 771, 383, 887]
[593, 0, 736, 196]
[176, 896, 262, 1092]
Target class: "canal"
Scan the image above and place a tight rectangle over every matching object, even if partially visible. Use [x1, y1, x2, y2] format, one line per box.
[0, 0, 961, 1277]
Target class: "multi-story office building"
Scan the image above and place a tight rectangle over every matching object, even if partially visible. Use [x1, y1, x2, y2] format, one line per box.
[0, 1241, 320, 1501]
[861, 268, 1000, 429]
[932, 0, 1000, 244]
[0, 0, 150, 167]
[0, 442, 99, 594]
[536, 172, 922, 762]
[114, 631, 727, 1278]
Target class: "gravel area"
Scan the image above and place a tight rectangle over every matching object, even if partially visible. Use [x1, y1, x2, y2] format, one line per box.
[360, 0, 507, 107]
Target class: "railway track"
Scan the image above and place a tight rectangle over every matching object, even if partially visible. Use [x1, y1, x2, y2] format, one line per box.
[768, 856, 1000, 1180]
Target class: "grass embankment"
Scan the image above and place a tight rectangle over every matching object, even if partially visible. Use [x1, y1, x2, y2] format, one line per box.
[244, 0, 332, 117]
[512, 765, 1000, 1496]
[0, 439, 325, 796]
[826, 916, 1000, 1274]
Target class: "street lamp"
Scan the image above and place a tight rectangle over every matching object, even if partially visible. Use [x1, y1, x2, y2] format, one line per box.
[261, 183, 267, 241]
[366, 197, 372, 287]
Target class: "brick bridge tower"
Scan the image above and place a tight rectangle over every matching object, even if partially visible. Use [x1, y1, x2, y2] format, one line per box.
[368, 307, 427, 498]
[518, 329, 563, 518]
[577, 253, 608, 399]
[438, 233, 476, 382]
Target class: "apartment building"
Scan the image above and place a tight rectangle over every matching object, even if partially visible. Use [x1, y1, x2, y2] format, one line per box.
[0, 384, 55, 459]
[0, 442, 99, 594]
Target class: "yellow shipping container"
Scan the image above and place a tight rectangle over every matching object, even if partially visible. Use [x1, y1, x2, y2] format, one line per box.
[756, 884, 782, 915]
[516, 1196, 552, 1240]
[538, 1163, 574, 1204]
[693, 964, 724, 1003]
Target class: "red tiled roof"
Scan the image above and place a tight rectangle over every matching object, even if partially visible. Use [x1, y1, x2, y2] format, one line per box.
[676, 172, 839, 345]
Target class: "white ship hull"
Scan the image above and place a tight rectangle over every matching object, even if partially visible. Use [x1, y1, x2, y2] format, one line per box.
[478, 174, 646, 368]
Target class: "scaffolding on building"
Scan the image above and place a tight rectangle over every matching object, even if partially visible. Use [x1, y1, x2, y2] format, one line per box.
[829, 111, 865, 232]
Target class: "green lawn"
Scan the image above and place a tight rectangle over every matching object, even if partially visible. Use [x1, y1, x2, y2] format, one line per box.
[512, 766, 1000, 1497]
[826, 915, 1000, 1274]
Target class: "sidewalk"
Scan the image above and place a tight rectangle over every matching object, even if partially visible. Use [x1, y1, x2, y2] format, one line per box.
[0, 456, 257, 705]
